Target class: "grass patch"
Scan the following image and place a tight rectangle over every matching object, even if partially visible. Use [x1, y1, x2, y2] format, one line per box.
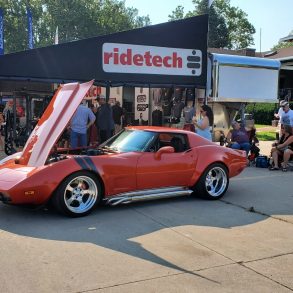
[255, 124, 272, 129]
[256, 131, 276, 141]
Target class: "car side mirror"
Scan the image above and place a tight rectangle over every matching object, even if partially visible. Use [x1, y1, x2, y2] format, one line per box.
[154, 146, 174, 160]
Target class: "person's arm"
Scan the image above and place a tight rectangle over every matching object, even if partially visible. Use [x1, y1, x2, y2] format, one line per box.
[226, 130, 233, 145]
[290, 111, 293, 128]
[276, 136, 293, 149]
[87, 110, 96, 129]
[193, 116, 209, 130]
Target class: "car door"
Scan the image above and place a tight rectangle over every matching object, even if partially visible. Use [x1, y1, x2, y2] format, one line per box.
[136, 134, 196, 190]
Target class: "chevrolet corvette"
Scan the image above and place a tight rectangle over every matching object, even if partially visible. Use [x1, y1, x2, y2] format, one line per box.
[0, 81, 247, 217]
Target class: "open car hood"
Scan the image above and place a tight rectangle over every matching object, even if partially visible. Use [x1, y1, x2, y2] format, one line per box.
[19, 81, 94, 167]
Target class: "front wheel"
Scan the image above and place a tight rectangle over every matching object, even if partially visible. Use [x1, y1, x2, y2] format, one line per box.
[53, 171, 101, 217]
[194, 163, 229, 200]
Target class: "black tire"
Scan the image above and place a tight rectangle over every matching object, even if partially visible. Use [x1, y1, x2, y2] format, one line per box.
[194, 163, 229, 200]
[52, 171, 101, 217]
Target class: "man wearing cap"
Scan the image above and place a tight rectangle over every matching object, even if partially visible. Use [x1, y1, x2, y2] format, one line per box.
[70, 100, 96, 148]
[226, 121, 251, 155]
[275, 100, 286, 139]
[280, 101, 293, 131]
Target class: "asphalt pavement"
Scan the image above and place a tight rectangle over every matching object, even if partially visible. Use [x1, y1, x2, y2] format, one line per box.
[0, 142, 292, 292]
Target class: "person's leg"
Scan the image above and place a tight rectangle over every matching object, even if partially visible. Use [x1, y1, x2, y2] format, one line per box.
[240, 142, 251, 156]
[230, 142, 240, 150]
[0, 136, 4, 151]
[282, 149, 293, 170]
[79, 133, 88, 147]
[70, 130, 78, 148]
[114, 124, 121, 135]
[105, 129, 112, 141]
[99, 130, 106, 143]
[271, 150, 280, 169]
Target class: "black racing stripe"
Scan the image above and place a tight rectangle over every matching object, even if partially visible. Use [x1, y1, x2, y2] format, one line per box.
[74, 157, 90, 170]
[83, 156, 98, 173]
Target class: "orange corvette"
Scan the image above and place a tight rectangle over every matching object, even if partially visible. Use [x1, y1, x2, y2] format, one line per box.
[0, 81, 247, 217]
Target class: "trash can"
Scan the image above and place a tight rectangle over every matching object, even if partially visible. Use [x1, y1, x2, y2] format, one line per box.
[272, 120, 278, 127]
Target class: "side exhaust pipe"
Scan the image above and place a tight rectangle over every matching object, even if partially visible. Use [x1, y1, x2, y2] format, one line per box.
[106, 187, 193, 206]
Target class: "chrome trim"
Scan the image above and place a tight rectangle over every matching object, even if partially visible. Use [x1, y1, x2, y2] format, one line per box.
[205, 166, 228, 197]
[220, 63, 280, 70]
[210, 97, 278, 103]
[281, 65, 293, 71]
[106, 186, 193, 206]
[212, 60, 219, 98]
[64, 175, 98, 214]
[212, 53, 281, 69]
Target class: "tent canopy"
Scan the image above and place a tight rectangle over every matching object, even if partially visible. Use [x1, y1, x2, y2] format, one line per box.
[0, 15, 208, 88]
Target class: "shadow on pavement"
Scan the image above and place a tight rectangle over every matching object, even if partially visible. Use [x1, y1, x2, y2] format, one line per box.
[0, 167, 292, 275]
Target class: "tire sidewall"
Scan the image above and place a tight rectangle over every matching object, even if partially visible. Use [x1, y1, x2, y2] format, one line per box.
[196, 163, 229, 200]
[53, 171, 101, 217]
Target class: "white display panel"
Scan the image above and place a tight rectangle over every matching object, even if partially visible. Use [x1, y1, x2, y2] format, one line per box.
[135, 87, 149, 120]
[217, 66, 279, 102]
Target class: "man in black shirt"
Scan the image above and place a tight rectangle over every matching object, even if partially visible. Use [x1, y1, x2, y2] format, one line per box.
[112, 101, 124, 134]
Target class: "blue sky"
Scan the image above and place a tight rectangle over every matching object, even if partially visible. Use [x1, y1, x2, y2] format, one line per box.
[125, 0, 293, 52]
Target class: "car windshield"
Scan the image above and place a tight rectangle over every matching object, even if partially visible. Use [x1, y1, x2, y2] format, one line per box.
[102, 129, 157, 152]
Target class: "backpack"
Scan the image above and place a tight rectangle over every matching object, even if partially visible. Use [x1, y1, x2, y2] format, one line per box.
[255, 155, 269, 168]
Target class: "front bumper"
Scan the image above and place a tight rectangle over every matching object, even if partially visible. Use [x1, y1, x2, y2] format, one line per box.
[0, 192, 11, 203]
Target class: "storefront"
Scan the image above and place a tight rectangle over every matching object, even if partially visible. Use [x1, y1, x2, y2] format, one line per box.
[0, 15, 208, 150]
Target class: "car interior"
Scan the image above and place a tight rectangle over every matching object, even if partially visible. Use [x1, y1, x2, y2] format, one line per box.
[149, 133, 189, 153]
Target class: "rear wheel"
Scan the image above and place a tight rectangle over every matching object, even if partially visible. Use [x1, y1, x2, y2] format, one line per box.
[53, 171, 101, 217]
[194, 163, 229, 200]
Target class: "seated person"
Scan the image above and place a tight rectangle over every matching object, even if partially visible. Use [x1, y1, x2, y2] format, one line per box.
[226, 121, 251, 156]
[170, 137, 185, 152]
[270, 124, 293, 171]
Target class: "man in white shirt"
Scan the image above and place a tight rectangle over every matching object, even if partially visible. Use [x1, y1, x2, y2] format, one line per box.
[280, 101, 293, 132]
[274, 100, 285, 139]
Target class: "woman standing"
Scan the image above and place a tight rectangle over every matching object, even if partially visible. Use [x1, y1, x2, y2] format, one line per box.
[192, 104, 214, 141]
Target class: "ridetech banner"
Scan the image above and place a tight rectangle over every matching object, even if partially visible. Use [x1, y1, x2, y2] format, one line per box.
[0, 8, 4, 55]
[27, 8, 34, 49]
[0, 14, 208, 87]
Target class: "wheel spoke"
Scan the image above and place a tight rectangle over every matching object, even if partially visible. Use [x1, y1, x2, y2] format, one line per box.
[63, 175, 98, 214]
[66, 185, 74, 193]
[66, 195, 75, 206]
[204, 166, 227, 197]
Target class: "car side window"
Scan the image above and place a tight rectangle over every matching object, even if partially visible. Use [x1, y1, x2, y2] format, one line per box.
[158, 133, 189, 153]
[148, 139, 160, 152]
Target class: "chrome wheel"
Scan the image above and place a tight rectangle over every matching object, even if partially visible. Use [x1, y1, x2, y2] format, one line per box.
[63, 175, 98, 214]
[205, 166, 228, 197]
[194, 163, 229, 200]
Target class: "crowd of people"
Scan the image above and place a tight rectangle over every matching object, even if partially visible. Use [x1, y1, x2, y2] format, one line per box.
[65, 95, 124, 149]
[0, 94, 292, 172]
[269, 100, 293, 171]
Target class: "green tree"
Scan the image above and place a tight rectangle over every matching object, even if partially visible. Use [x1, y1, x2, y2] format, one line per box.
[271, 30, 293, 50]
[169, 0, 255, 49]
[272, 41, 293, 50]
[215, 0, 255, 49]
[168, 5, 185, 21]
[0, 0, 151, 54]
